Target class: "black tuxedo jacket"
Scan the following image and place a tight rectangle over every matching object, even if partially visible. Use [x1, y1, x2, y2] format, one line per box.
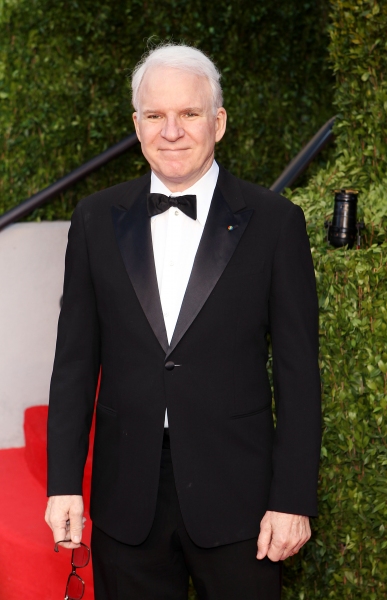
[48, 166, 321, 548]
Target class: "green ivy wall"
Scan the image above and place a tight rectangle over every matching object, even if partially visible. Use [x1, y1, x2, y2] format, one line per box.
[284, 1, 387, 598]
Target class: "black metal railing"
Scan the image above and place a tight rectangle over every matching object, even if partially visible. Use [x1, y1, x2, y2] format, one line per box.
[270, 115, 336, 193]
[0, 116, 336, 231]
[0, 133, 139, 231]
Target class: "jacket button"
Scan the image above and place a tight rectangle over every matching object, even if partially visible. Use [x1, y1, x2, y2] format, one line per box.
[165, 361, 175, 371]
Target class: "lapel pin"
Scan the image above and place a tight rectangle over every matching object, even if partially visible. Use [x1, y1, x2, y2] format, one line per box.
[227, 225, 238, 231]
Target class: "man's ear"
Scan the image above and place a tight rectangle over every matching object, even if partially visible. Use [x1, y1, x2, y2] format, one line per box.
[132, 112, 141, 142]
[215, 108, 227, 143]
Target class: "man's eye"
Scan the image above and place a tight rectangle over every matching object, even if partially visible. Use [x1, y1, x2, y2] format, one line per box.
[184, 112, 198, 118]
[147, 115, 161, 119]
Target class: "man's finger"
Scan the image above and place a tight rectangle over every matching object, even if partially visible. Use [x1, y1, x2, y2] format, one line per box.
[267, 537, 287, 562]
[69, 503, 84, 545]
[45, 501, 68, 543]
[287, 532, 311, 558]
[279, 546, 295, 561]
[257, 521, 272, 560]
[281, 540, 304, 561]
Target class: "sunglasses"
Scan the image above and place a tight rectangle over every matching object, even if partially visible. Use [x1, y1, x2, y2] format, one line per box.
[54, 541, 90, 600]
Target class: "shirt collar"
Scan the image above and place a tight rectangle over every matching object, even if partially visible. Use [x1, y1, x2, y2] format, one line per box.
[150, 161, 219, 226]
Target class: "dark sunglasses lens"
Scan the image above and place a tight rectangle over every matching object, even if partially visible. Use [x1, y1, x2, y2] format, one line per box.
[73, 545, 89, 568]
[67, 573, 84, 599]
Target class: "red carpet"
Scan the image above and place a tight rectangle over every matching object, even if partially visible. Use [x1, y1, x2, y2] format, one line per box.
[0, 406, 95, 599]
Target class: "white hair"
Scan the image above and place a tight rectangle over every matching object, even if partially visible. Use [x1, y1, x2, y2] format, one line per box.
[131, 43, 223, 113]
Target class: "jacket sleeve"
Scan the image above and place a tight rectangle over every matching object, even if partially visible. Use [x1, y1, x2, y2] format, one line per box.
[47, 201, 100, 496]
[267, 203, 321, 516]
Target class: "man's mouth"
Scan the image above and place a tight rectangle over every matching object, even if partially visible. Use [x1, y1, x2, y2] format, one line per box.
[159, 148, 191, 152]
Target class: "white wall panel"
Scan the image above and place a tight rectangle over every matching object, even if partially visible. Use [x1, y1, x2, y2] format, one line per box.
[0, 222, 70, 448]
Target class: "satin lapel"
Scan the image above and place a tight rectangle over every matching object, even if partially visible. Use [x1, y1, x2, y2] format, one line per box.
[166, 186, 253, 358]
[111, 190, 169, 354]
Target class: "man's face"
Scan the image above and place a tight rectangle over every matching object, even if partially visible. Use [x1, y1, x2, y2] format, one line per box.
[133, 67, 227, 191]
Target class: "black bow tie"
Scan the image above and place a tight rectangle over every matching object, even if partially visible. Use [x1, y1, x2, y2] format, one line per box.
[147, 193, 197, 220]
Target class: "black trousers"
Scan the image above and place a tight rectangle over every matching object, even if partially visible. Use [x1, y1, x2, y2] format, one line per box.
[92, 432, 282, 600]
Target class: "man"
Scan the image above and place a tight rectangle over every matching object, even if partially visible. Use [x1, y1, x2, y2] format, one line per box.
[45, 44, 321, 600]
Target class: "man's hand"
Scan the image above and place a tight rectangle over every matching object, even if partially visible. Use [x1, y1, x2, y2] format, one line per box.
[257, 511, 311, 561]
[45, 495, 85, 549]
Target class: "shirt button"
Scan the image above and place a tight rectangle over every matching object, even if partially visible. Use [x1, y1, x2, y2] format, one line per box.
[170, 261, 174, 266]
[175, 210, 179, 216]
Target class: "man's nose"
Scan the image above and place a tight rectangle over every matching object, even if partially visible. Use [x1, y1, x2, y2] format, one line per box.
[161, 116, 184, 141]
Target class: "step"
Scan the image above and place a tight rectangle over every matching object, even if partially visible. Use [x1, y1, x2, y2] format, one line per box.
[0, 447, 94, 599]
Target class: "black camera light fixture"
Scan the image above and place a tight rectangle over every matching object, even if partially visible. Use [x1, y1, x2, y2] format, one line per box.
[324, 189, 365, 249]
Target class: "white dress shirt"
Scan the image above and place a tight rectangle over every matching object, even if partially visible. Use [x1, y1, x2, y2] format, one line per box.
[150, 160, 219, 427]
